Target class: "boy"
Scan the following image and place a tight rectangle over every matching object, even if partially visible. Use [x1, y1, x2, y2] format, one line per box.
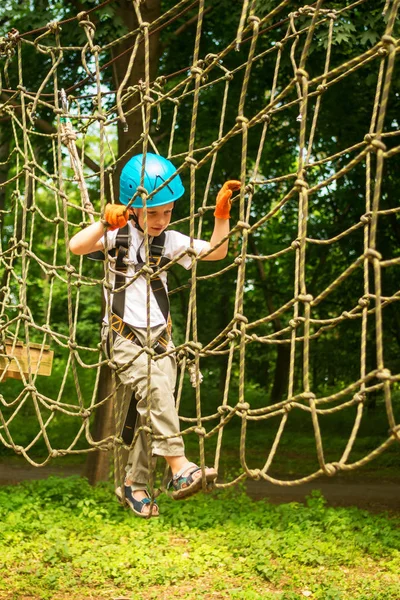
[69, 152, 240, 517]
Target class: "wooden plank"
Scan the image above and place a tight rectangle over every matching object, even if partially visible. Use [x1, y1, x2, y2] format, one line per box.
[0, 339, 54, 379]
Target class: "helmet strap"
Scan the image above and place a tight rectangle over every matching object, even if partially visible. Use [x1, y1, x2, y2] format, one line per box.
[129, 209, 144, 233]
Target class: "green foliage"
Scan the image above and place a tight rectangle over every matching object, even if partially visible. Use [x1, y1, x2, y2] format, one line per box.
[0, 478, 399, 599]
[0, 1, 399, 470]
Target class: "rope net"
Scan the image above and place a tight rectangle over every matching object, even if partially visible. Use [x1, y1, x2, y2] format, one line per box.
[0, 0, 399, 489]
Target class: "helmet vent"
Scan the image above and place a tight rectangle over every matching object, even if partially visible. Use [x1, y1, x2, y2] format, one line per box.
[154, 174, 174, 196]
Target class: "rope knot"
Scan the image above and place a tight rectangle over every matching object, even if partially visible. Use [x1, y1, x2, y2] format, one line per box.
[205, 53, 218, 63]
[317, 84, 328, 93]
[248, 469, 261, 480]
[365, 248, 382, 261]
[341, 311, 351, 319]
[324, 463, 337, 477]
[358, 296, 370, 308]
[227, 330, 240, 340]
[140, 21, 150, 30]
[294, 178, 309, 189]
[46, 21, 61, 33]
[0, 29, 20, 58]
[184, 156, 198, 166]
[235, 116, 249, 125]
[301, 391, 316, 401]
[360, 213, 371, 224]
[289, 318, 300, 329]
[188, 341, 203, 352]
[236, 402, 250, 412]
[234, 313, 248, 324]
[369, 139, 387, 153]
[236, 220, 250, 230]
[136, 185, 148, 196]
[190, 66, 203, 76]
[376, 368, 391, 380]
[296, 68, 309, 80]
[247, 15, 261, 24]
[194, 427, 206, 437]
[141, 265, 154, 275]
[381, 35, 396, 47]
[297, 294, 313, 303]
[353, 393, 365, 404]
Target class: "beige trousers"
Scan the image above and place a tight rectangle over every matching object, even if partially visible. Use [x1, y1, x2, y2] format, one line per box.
[101, 323, 184, 491]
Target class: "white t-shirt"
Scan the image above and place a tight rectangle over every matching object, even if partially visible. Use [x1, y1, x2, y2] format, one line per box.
[101, 223, 209, 328]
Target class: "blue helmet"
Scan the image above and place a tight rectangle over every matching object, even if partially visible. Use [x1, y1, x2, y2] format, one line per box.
[119, 153, 185, 207]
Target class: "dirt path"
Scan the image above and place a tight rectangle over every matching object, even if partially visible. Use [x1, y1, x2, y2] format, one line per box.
[1, 460, 399, 513]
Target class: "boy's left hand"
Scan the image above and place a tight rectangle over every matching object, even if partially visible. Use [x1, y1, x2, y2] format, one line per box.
[214, 180, 241, 220]
[104, 203, 129, 230]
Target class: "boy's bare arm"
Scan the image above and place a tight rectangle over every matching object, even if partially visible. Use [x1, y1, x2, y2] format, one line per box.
[200, 180, 241, 262]
[69, 221, 106, 255]
[69, 205, 129, 255]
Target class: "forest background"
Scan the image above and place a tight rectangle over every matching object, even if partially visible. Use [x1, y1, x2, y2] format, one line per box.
[0, 0, 399, 483]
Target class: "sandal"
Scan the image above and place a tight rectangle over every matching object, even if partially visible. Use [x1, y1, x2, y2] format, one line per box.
[115, 485, 159, 518]
[168, 462, 218, 500]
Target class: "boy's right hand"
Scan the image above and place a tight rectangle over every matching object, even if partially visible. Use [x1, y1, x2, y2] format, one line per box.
[214, 180, 241, 220]
[104, 204, 129, 230]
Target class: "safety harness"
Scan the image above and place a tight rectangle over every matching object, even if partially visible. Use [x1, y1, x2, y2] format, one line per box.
[89, 223, 172, 355]
[89, 224, 173, 446]
[109, 224, 172, 354]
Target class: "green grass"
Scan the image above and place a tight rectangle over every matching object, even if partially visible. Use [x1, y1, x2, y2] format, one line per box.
[0, 477, 399, 600]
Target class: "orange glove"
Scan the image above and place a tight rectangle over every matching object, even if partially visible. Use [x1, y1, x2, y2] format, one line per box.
[104, 204, 129, 231]
[214, 180, 241, 220]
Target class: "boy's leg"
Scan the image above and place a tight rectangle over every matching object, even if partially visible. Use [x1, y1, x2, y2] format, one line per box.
[124, 412, 157, 490]
[104, 324, 183, 468]
[103, 324, 216, 502]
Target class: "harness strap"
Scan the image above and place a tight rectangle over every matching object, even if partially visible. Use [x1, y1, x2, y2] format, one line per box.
[112, 224, 130, 319]
[110, 314, 170, 354]
[135, 231, 171, 324]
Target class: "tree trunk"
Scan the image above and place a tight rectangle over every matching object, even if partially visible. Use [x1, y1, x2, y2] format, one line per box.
[84, 363, 115, 483]
[248, 235, 290, 403]
[0, 127, 10, 302]
[0, 125, 9, 228]
[86, 0, 161, 485]
[113, 0, 161, 179]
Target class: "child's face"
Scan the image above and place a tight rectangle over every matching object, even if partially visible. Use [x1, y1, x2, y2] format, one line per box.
[132, 202, 174, 236]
